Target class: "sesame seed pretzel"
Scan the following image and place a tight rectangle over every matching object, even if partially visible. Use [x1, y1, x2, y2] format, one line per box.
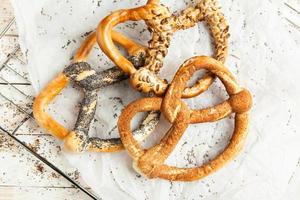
[118, 56, 252, 181]
[33, 31, 160, 153]
[97, 0, 229, 96]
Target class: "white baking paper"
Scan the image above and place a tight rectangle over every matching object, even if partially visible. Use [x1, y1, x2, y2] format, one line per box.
[10, 0, 300, 199]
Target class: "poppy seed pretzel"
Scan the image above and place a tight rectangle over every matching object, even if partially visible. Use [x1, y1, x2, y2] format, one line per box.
[97, 0, 229, 96]
[33, 31, 160, 153]
[118, 56, 252, 181]
[62, 62, 160, 152]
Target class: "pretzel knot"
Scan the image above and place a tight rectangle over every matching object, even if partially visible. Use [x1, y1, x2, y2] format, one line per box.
[98, 0, 229, 97]
[129, 68, 168, 95]
[118, 56, 252, 181]
[33, 31, 160, 153]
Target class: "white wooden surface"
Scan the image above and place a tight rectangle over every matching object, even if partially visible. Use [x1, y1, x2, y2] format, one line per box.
[0, 0, 299, 200]
[0, 1, 94, 199]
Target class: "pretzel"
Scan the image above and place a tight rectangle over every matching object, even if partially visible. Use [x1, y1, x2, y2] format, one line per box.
[118, 56, 252, 181]
[33, 31, 160, 153]
[97, 0, 229, 96]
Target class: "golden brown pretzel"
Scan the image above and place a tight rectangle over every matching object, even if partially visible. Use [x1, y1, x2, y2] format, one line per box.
[33, 31, 160, 152]
[162, 56, 252, 124]
[74, 31, 145, 62]
[118, 56, 252, 181]
[97, 0, 229, 96]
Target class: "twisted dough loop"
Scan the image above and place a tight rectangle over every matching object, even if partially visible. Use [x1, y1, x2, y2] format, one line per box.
[74, 31, 145, 63]
[33, 31, 160, 153]
[162, 56, 252, 124]
[98, 0, 229, 96]
[118, 56, 252, 181]
[33, 73, 69, 139]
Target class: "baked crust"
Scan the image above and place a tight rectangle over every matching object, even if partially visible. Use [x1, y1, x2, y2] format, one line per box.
[97, 0, 229, 96]
[118, 56, 252, 181]
[33, 31, 160, 153]
[33, 73, 69, 139]
[162, 56, 252, 124]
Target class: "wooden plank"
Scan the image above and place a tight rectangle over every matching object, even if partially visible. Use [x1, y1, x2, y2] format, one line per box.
[0, 0, 19, 62]
[0, 186, 92, 200]
[0, 0, 18, 35]
[0, 37, 19, 62]
[0, 133, 90, 188]
[0, 0, 14, 26]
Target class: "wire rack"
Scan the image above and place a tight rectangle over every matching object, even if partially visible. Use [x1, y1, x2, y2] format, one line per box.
[1, 2, 299, 200]
[0, 18, 99, 200]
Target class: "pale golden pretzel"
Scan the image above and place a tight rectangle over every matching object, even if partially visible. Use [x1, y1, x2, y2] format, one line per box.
[118, 56, 252, 181]
[33, 31, 160, 153]
[97, 0, 229, 96]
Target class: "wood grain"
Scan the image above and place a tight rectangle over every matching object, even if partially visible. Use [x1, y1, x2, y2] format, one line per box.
[0, 1, 94, 199]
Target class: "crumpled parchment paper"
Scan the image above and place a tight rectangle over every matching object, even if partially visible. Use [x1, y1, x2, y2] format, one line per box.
[10, 0, 300, 199]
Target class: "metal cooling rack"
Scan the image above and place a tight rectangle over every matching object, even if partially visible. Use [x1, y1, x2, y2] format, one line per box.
[1, 2, 299, 200]
[0, 18, 99, 200]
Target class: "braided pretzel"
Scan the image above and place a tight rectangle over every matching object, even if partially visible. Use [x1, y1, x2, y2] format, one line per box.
[97, 0, 229, 96]
[118, 56, 252, 181]
[33, 31, 160, 153]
